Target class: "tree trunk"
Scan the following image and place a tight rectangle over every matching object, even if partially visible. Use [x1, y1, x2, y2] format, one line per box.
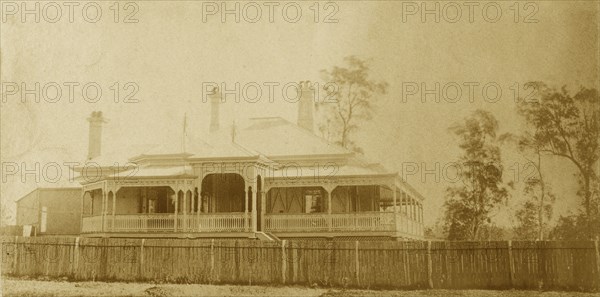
[538, 189, 545, 240]
[340, 126, 348, 148]
[538, 153, 545, 241]
[471, 216, 480, 240]
[584, 176, 592, 239]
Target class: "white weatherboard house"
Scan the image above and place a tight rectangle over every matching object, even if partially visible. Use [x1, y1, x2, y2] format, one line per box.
[77, 83, 425, 240]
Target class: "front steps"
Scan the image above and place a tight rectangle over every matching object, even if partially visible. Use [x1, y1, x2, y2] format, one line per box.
[254, 231, 281, 242]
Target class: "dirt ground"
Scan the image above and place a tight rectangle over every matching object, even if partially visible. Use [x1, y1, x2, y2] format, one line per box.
[1, 278, 599, 297]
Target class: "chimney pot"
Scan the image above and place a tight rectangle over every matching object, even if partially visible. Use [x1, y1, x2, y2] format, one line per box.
[209, 87, 221, 133]
[297, 80, 315, 133]
[87, 111, 105, 160]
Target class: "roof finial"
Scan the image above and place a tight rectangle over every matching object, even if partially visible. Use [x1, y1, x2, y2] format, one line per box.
[231, 120, 237, 143]
[209, 87, 221, 133]
[182, 113, 188, 152]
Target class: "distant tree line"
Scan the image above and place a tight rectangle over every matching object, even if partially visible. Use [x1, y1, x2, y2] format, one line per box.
[440, 83, 599, 241]
[317, 57, 598, 241]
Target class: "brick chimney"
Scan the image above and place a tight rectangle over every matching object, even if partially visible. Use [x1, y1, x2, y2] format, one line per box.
[209, 86, 221, 133]
[87, 111, 106, 160]
[297, 81, 315, 132]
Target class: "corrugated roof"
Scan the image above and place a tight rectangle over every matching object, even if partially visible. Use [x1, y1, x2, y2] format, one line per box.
[132, 133, 260, 161]
[237, 117, 351, 157]
[107, 165, 196, 179]
[87, 143, 157, 166]
[88, 117, 350, 163]
[269, 163, 391, 179]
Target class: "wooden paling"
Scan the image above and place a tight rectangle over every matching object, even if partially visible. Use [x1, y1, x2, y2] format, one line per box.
[1, 236, 599, 290]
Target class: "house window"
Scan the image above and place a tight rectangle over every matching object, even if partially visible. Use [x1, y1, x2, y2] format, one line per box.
[304, 189, 322, 213]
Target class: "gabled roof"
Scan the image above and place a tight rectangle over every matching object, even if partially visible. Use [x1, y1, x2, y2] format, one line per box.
[86, 143, 157, 167]
[346, 154, 389, 171]
[237, 117, 351, 158]
[125, 134, 263, 162]
[131, 117, 353, 163]
[89, 117, 351, 165]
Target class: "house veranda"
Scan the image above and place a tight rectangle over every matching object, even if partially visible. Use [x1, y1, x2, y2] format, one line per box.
[80, 162, 424, 240]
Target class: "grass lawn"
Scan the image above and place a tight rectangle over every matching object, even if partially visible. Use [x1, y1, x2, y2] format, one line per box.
[1, 278, 598, 297]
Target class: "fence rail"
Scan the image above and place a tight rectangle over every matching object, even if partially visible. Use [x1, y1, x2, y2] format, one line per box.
[1, 237, 599, 291]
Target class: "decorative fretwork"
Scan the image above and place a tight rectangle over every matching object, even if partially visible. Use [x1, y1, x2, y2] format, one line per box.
[264, 175, 395, 193]
[82, 179, 196, 195]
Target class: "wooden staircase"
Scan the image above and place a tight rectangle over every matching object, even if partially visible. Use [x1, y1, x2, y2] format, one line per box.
[255, 231, 281, 242]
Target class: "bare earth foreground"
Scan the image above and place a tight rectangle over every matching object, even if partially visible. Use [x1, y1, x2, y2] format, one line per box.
[1, 278, 599, 297]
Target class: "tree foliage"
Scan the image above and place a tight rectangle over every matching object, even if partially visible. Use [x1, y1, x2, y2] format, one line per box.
[518, 82, 599, 238]
[550, 206, 600, 240]
[513, 199, 553, 240]
[443, 110, 510, 240]
[500, 123, 555, 240]
[317, 56, 388, 152]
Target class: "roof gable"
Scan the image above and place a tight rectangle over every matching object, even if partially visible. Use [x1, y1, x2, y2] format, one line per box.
[237, 117, 351, 158]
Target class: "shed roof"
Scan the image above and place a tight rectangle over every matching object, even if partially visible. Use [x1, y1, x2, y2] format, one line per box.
[16, 186, 81, 203]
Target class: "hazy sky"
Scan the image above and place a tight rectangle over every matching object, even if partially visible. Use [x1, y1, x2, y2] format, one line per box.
[1, 1, 598, 226]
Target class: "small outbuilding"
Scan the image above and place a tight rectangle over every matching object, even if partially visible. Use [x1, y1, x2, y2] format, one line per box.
[16, 187, 82, 235]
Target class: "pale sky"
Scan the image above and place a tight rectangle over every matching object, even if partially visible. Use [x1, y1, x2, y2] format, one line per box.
[1, 1, 598, 227]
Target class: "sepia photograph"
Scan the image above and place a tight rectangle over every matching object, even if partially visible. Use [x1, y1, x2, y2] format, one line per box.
[0, 1, 599, 296]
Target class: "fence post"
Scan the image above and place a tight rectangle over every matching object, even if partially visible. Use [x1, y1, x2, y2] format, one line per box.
[73, 237, 80, 276]
[13, 236, 18, 275]
[281, 240, 287, 284]
[426, 241, 433, 289]
[139, 239, 145, 277]
[210, 239, 215, 283]
[355, 241, 360, 287]
[102, 238, 109, 279]
[508, 240, 515, 288]
[595, 239, 600, 289]
[292, 243, 298, 283]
